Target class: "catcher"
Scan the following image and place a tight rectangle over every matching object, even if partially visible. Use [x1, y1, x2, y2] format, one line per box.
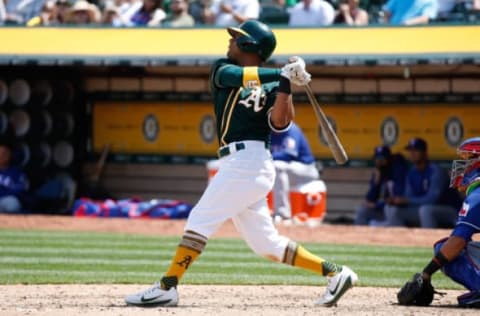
[397, 137, 480, 308]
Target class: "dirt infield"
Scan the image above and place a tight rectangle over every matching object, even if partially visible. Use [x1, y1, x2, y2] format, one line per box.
[0, 284, 477, 316]
[0, 214, 476, 316]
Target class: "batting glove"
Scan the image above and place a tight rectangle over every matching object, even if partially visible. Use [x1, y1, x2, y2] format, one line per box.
[280, 56, 311, 86]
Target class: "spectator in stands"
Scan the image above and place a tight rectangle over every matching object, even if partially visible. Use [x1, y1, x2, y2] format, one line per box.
[382, 0, 437, 25]
[54, 0, 71, 24]
[189, 0, 212, 24]
[382, 138, 462, 228]
[0, 0, 6, 24]
[127, 0, 166, 26]
[333, 0, 368, 25]
[102, 0, 139, 26]
[3, 0, 45, 24]
[101, 2, 121, 25]
[288, 0, 335, 26]
[270, 122, 320, 222]
[204, 0, 260, 26]
[68, 0, 101, 24]
[355, 145, 408, 226]
[26, 0, 58, 26]
[0, 141, 29, 213]
[163, 0, 194, 26]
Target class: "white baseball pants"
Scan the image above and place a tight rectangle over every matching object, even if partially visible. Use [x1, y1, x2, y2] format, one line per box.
[185, 141, 289, 261]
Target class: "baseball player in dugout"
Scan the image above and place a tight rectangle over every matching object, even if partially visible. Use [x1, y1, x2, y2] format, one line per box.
[270, 121, 320, 223]
[381, 137, 462, 228]
[354, 144, 408, 226]
[125, 20, 357, 307]
[397, 137, 480, 308]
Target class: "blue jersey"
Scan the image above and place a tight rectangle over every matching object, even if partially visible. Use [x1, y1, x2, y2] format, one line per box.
[383, 0, 437, 25]
[0, 166, 28, 198]
[451, 186, 480, 242]
[405, 162, 461, 208]
[270, 123, 315, 164]
[366, 153, 408, 203]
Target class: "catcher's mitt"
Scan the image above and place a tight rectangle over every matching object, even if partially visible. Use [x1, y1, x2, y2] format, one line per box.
[397, 273, 434, 306]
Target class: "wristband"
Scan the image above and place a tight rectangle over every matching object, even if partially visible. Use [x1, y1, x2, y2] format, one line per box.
[277, 76, 291, 94]
[423, 251, 449, 276]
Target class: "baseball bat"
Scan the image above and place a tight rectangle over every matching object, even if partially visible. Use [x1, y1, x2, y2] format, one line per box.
[304, 84, 348, 165]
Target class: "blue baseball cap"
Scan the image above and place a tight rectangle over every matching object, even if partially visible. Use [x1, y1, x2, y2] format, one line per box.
[373, 145, 391, 160]
[405, 137, 428, 151]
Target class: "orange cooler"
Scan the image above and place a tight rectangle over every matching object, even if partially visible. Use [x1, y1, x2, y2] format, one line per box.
[289, 180, 327, 222]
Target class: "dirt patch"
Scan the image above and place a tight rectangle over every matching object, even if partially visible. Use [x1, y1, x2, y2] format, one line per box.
[0, 285, 475, 316]
[0, 214, 454, 247]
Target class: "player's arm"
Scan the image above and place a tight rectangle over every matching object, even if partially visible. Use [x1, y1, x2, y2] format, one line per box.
[214, 64, 280, 88]
[422, 236, 466, 280]
[422, 206, 478, 280]
[269, 77, 294, 131]
[269, 56, 312, 130]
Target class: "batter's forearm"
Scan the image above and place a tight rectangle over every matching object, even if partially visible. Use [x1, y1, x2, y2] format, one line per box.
[270, 92, 294, 129]
[216, 65, 280, 88]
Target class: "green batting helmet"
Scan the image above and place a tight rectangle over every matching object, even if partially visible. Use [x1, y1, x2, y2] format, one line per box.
[227, 20, 276, 61]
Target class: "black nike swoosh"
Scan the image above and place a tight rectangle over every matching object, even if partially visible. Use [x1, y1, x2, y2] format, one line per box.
[328, 278, 342, 295]
[140, 295, 172, 304]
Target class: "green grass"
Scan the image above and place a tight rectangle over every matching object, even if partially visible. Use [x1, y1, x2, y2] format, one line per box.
[0, 229, 462, 289]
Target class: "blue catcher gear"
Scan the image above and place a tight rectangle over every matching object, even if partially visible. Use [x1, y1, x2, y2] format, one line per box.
[227, 20, 277, 61]
[450, 137, 480, 191]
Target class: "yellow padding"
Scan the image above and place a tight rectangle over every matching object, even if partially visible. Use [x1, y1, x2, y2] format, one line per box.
[242, 67, 260, 88]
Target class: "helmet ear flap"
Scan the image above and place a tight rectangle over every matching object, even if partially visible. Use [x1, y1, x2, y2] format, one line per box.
[236, 36, 259, 54]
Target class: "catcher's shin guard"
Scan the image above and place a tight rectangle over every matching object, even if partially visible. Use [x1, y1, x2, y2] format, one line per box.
[458, 291, 480, 308]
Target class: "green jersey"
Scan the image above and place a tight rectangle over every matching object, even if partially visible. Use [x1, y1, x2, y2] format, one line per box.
[210, 58, 282, 147]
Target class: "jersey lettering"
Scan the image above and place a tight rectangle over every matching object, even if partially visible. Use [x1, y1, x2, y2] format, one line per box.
[459, 202, 470, 217]
[238, 87, 267, 112]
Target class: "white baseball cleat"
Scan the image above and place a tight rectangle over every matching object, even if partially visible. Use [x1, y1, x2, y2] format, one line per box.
[315, 266, 358, 307]
[125, 282, 179, 307]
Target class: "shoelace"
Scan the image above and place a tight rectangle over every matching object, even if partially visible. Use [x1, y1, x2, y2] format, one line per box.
[143, 282, 161, 296]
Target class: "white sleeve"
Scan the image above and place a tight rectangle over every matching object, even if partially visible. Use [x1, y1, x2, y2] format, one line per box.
[150, 9, 166, 24]
[243, 0, 260, 19]
[287, 6, 300, 26]
[320, 2, 335, 25]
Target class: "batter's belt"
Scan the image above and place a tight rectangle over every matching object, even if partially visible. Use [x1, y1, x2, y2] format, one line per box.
[217, 141, 269, 158]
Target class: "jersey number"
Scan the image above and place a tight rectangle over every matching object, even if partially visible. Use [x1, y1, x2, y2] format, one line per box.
[238, 87, 266, 112]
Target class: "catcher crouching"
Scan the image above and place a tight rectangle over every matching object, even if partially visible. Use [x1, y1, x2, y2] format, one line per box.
[398, 137, 480, 308]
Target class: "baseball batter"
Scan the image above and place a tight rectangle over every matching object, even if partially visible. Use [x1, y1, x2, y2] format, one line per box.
[125, 20, 357, 308]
